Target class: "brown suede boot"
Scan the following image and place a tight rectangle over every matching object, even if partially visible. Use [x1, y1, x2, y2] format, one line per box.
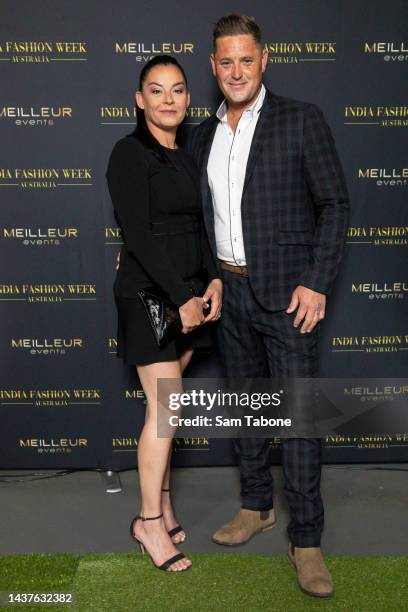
[288, 542, 334, 598]
[212, 508, 276, 546]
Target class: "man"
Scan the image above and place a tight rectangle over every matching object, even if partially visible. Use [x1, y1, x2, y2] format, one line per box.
[187, 14, 349, 598]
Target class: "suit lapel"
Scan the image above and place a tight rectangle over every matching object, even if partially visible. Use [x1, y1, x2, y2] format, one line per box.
[242, 89, 278, 194]
[199, 116, 218, 203]
[197, 117, 218, 257]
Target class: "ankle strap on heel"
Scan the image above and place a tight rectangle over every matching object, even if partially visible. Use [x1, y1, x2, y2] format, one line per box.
[161, 488, 170, 492]
[138, 512, 163, 521]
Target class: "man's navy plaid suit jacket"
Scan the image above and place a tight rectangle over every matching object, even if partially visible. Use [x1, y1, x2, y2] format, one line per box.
[187, 87, 350, 312]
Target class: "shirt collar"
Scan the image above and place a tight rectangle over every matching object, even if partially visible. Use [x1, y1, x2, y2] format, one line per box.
[216, 83, 266, 123]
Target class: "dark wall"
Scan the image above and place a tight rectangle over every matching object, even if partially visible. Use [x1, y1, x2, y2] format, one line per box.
[0, 0, 407, 468]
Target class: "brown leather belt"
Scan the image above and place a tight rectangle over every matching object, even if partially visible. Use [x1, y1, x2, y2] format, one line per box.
[218, 260, 249, 277]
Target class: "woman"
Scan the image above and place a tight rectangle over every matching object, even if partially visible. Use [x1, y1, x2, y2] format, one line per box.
[106, 55, 222, 572]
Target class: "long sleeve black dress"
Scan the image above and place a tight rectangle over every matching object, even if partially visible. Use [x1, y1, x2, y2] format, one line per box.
[106, 134, 219, 365]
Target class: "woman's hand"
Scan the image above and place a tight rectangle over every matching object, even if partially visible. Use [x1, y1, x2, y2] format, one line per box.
[202, 278, 223, 322]
[179, 296, 207, 333]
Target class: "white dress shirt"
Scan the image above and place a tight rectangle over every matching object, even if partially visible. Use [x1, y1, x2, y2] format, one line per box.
[207, 83, 266, 266]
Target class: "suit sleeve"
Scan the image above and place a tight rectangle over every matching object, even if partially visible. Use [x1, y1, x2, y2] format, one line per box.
[106, 138, 194, 306]
[298, 104, 350, 295]
[185, 129, 220, 282]
[200, 226, 220, 282]
[185, 126, 200, 165]
[184, 128, 194, 156]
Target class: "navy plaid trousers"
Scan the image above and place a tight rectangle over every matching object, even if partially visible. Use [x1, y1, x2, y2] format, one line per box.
[217, 268, 324, 548]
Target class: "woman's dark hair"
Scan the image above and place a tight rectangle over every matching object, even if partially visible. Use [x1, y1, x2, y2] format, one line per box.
[130, 55, 188, 164]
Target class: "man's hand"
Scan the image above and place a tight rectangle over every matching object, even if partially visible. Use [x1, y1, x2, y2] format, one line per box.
[202, 278, 223, 322]
[116, 250, 121, 271]
[286, 285, 326, 333]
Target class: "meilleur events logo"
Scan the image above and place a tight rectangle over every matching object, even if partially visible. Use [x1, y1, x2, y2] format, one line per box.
[114, 41, 194, 62]
[363, 41, 408, 62]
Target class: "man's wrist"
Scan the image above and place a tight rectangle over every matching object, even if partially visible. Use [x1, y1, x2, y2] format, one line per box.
[297, 283, 327, 297]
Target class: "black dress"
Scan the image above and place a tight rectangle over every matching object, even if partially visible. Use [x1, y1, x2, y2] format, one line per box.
[106, 134, 219, 365]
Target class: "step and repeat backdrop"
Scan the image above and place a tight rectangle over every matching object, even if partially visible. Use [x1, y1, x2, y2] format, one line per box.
[0, 0, 407, 469]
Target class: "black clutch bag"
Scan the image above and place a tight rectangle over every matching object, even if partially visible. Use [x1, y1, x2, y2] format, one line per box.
[137, 287, 183, 347]
[137, 276, 205, 347]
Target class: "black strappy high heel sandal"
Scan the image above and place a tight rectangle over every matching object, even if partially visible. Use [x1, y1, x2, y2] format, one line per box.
[161, 488, 185, 542]
[129, 512, 190, 572]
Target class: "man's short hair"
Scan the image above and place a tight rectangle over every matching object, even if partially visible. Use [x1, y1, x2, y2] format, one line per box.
[213, 14, 263, 52]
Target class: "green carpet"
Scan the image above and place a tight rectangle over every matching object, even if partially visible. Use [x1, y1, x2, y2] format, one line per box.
[1, 552, 407, 611]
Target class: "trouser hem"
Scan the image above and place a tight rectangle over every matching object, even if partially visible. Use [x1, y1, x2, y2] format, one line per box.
[288, 536, 322, 548]
[241, 498, 274, 512]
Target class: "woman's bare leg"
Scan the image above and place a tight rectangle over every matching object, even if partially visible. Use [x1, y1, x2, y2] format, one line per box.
[162, 349, 194, 543]
[132, 359, 191, 571]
